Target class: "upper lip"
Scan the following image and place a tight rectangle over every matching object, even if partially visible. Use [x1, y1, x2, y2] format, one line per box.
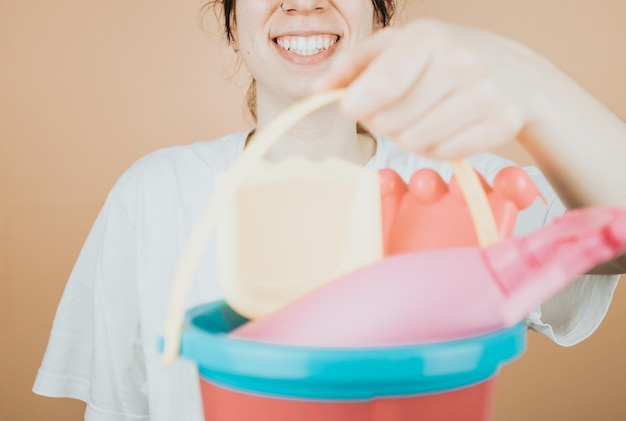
[271, 31, 341, 40]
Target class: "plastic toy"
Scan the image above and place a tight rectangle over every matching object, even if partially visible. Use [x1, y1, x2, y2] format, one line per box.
[379, 166, 543, 255]
[215, 156, 383, 320]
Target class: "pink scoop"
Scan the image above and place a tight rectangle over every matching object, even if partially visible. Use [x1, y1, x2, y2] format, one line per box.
[231, 206, 626, 347]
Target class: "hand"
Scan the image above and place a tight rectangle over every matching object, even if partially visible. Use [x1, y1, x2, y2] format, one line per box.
[314, 19, 546, 159]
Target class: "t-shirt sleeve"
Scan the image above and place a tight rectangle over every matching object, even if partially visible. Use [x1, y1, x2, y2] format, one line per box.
[33, 189, 150, 420]
[515, 167, 619, 346]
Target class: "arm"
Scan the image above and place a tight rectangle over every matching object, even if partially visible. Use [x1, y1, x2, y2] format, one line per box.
[33, 189, 149, 419]
[520, 62, 626, 274]
[314, 19, 626, 273]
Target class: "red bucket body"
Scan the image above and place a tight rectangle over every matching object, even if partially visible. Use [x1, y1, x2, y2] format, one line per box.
[200, 377, 496, 421]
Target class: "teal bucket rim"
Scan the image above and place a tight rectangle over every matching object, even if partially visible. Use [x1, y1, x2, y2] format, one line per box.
[164, 300, 526, 400]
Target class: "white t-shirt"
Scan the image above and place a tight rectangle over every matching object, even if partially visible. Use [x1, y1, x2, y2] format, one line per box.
[33, 132, 619, 421]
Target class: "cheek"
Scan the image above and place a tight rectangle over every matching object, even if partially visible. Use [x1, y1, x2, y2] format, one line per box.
[342, 2, 377, 37]
[233, 1, 271, 46]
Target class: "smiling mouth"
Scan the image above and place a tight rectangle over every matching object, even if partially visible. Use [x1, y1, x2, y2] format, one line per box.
[273, 34, 340, 56]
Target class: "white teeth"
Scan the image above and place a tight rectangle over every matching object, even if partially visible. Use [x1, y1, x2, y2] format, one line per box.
[275, 35, 338, 56]
[298, 38, 307, 51]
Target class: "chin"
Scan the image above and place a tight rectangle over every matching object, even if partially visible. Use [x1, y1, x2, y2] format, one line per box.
[279, 79, 320, 102]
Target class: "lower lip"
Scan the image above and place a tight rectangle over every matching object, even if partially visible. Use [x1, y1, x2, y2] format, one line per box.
[273, 39, 340, 65]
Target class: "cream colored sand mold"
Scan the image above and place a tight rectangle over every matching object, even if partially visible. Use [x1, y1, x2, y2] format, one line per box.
[216, 156, 383, 320]
[161, 89, 499, 365]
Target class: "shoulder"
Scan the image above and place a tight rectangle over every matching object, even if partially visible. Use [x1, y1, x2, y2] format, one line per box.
[120, 132, 245, 184]
[109, 132, 246, 220]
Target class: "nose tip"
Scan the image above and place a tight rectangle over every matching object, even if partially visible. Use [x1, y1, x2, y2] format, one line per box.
[280, 1, 328, 15]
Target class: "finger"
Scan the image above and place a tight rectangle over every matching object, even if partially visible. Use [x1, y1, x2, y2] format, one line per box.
[426, 116, 521, 160]
[315, 23, 451, 92]
[338, 21, 495, 124]
[312, 28, 396, 92]
[393, 78, 522, 154]
[364, 46, 488, 137]
[363, 82, 455, 141]
[363, 66, 478, 139]
[387, 79, 496, 151]
[339, 33, 435, 121]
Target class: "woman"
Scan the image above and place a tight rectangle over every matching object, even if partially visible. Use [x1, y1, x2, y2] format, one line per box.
[33, 1, 626, 420]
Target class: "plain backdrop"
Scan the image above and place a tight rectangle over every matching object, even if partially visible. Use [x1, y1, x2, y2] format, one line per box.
[1, 0, 625, 420]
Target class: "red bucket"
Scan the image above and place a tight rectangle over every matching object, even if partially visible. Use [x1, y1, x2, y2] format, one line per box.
[175, 301, 526, 421]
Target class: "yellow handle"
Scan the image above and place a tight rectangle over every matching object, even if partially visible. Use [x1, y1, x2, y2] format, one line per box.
[449, 159, 500, 248]
[161, 90, 346, 365]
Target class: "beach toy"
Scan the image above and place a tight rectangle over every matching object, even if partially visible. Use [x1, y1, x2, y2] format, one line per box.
[232, 206, 626, 346]
[379, 166, 543, 255]
[214, 156, 382, 320]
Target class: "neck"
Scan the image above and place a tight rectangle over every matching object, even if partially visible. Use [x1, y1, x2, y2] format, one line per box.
[250, 88, 376, 165]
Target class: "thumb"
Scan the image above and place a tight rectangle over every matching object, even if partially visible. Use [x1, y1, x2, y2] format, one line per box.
[312, 28, 395, 92]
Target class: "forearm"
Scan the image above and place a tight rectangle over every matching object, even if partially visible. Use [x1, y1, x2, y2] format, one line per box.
[518, 60, 626, 274]
[519, 61, 626, 208]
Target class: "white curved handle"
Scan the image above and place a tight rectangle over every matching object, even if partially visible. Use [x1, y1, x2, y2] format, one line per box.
[161, 90, 347, 365]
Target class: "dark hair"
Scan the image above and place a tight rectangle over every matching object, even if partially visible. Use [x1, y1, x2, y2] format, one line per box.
[203, 1, 396, 121]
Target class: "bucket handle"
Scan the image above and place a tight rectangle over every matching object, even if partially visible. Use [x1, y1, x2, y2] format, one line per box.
[161, 89, 499, 365]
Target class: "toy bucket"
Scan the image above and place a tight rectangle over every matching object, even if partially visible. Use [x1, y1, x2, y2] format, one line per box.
[177, 300, 526, 421]
[160, 90, 527, 420]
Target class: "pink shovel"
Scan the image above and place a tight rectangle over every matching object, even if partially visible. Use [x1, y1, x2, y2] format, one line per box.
[231, 206, 626, 346]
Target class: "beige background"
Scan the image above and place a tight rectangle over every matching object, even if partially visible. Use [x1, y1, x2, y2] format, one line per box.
[2, 0, 626, 420]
